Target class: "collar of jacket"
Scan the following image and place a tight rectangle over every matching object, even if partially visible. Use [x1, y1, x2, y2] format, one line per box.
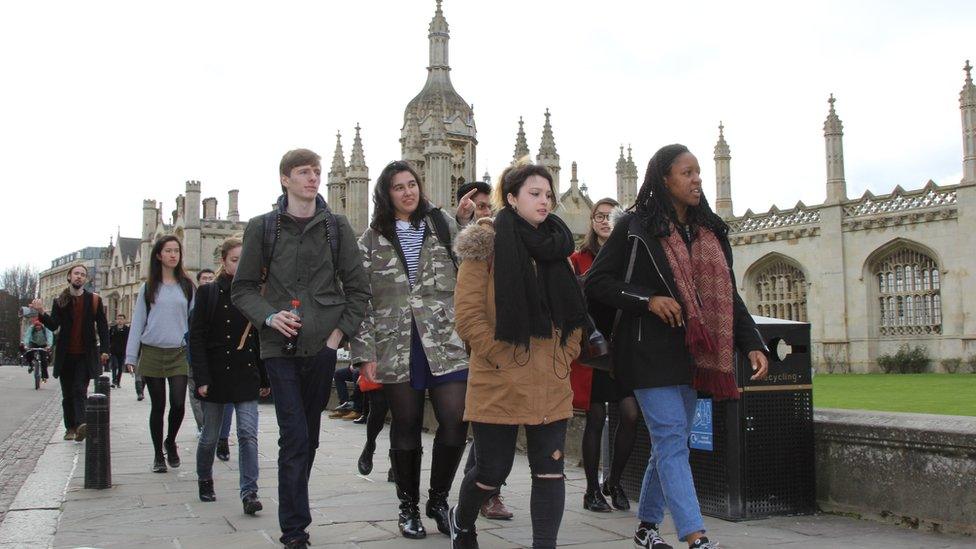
[274, 193, 330, 215]
[624, 213, 735, 290]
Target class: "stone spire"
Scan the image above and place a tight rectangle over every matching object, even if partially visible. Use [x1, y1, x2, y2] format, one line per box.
[626, 145, 638, 192]
[327, 131, 346, 213]
[616, 145, 638, 208]
[346, 124, 370, 233]
[428, 0, 449, 72]
[714, 122, 733, 218]
[961, 60, 976, 183]
[824, 94, 847, 204]
[513, 116, 530, 162]
[536, 108, 561, 191]
[570, 161, 580, 191]
[425, 101, 453, 208]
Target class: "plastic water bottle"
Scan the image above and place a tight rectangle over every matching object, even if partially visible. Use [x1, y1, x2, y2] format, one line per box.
[282, 299, 301, 356]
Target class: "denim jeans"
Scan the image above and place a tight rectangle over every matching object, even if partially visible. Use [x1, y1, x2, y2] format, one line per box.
[264, 347, 337, 544]
[186, 365, 205, 432]
[219, 403, 234, 439]
[633, 384, 705, 541]
[196, 400, 259, 499]
[333, 365, 358, 404]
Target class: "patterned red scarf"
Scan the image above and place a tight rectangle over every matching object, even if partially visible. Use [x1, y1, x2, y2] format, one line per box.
[660, 225, 738, 400]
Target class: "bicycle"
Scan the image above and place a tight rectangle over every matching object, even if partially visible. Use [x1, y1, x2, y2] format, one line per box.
[22, 348, 50, 390]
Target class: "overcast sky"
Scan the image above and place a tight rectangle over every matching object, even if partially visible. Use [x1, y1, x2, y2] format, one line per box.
[2, 0, 973, 274]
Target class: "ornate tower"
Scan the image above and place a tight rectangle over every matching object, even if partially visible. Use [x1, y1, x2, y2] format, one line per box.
[513, 116, 530, 162]
[536, 108, 560, 191]
[625, 145, 638, 206]
[346, 124, 370, 235]
[824, 94, 847, 204]
[183, 180, 202, 272]
[227, 189, 240, 222]
[141, 199, 157, 279]
[327, 131, 347, 214]
[714, 122, 733, 218]
[401, 0, 477, 208]
[961, 60, 976, 184]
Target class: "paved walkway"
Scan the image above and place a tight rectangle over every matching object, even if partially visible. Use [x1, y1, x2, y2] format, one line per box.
[0, 383, 972, 548]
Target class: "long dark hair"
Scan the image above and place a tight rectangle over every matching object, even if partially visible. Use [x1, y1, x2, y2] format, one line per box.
[629, 144, 728, 237]
[580, 197, 619, 256]
[145, 235, 194, 308]
[369, 160, 431, 241]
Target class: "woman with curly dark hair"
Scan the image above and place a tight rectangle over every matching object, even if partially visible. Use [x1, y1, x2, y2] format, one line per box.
[585, 144, 769, 549]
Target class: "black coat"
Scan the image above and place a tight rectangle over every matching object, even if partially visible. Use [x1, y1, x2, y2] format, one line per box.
[39, 290, 109, 379]
[189, 275, 268, 403]
[109, 324, 129, 358]
[584, 213, 765, 392]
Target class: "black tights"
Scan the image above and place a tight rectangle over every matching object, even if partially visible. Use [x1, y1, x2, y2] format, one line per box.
[144, 375, 187, 459]
[582, 396, 640, 491]
[382, 380, 467, 450]
[365, 390, 389, 446]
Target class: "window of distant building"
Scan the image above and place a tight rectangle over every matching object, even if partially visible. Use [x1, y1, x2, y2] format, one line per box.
[874, 247, 941, 336]
[754, 260, 807, 322]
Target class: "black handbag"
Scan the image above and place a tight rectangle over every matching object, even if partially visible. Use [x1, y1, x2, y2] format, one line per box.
[577, 240, 640, 371]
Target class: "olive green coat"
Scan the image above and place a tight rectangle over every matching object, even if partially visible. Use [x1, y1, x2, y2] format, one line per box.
[349, 210, 468, 383]
[232, 200, 371, 360]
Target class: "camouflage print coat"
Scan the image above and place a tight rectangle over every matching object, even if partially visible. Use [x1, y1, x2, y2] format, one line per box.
[350, 210, 468, 383]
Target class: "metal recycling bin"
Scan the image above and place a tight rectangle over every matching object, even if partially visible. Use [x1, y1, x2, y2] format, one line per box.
[608, 316, 815, 520]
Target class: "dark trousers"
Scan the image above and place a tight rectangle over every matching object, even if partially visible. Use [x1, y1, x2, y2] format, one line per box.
[110, 354, 125, 386]
[333, 366, 359, 406]
[59, 354, 91, 429]
[264, 347, 337, 544]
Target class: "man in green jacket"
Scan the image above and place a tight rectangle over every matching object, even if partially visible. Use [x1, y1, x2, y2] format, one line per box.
[232, 148, 370, 549]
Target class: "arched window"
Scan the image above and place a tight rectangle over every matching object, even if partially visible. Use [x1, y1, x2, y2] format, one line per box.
[752, 259, 807, 322]
[872, 247, 942, 336]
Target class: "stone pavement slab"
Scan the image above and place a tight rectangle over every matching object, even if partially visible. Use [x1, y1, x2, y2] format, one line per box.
[0, 385, 972, 548]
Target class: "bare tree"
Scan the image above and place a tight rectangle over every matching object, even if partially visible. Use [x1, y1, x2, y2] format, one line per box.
[1, 264, 39, 304]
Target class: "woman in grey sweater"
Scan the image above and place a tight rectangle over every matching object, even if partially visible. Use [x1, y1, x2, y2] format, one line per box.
[125, 236, 195, 473]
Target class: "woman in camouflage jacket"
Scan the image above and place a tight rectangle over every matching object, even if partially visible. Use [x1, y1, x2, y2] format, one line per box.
[351, 160, 468, 541]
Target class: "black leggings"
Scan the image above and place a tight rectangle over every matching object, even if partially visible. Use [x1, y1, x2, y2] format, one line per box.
[144, 375, 187, 458]
[457, 420, 568, 549]
[365, 390, 389, 446]
[382, 380, 467, 450]
[582, 396, 640, 491]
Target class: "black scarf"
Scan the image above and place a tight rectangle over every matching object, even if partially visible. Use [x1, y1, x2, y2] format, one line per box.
[492, 208, 587, 349]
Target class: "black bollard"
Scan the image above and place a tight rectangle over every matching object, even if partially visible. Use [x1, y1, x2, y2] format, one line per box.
[95, 375, 111, 405]
[84, 393, 111, 489]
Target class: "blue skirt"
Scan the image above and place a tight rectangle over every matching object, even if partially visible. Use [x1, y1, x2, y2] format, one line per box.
[409, 318, 467, 391]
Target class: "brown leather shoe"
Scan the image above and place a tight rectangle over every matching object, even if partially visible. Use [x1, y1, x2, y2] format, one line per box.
[480, 494, 514, 520]
[341, 410, 363, 421]
[328, 409, 347, 419]
[74, 424, 88, 442]
[64, 428, 76, 441]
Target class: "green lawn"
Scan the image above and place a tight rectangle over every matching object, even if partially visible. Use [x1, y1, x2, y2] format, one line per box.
[813, 373, 976, 416]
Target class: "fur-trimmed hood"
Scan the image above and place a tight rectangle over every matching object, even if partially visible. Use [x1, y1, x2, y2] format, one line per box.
[453, 217, 495, 262]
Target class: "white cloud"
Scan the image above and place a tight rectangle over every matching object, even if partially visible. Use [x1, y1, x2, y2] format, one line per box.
[1, 0, 973, 271]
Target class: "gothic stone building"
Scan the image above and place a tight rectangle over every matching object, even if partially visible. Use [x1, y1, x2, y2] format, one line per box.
[700, 65, 976, 372]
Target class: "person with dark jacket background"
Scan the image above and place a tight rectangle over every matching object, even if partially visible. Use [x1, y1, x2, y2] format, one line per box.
[108, 313, 130, 388]
[190, 236, 269, 515]
[30, 263, 110, 441]
[585, 144, 768, 549]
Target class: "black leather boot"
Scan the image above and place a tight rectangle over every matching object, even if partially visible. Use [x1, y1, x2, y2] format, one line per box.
[198, 479, 215, 502]
[426, 442, 466, 535]
[390, 448, 426, 539]
[358, 440, 376, 475]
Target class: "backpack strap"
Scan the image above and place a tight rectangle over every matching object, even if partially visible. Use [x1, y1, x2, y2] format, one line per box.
[261, 210, 281, 286]
[428, 208, 458, 271]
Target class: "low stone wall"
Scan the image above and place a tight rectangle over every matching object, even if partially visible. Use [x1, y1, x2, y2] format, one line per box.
[815, 408, 976, 535]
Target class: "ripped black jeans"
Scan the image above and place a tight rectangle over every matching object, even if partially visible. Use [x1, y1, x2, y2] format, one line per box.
[456, 419, 567, 549]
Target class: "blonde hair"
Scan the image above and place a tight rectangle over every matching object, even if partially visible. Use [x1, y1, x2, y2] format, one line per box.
[215, 235, 243, 276]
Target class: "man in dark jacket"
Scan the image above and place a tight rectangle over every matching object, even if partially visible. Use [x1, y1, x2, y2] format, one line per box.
[108, 313, 130, 389]
[30, 264, 109, 441]
[232, 148, 370, 549]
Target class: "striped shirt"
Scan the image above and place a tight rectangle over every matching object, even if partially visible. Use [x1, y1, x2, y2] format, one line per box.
[395, 219, 426, 286]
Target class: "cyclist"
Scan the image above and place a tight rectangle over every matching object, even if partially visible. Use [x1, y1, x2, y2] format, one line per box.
[22, 319, 53, 382]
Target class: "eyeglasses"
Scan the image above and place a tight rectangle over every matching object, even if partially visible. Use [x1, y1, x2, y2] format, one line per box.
[592, 213, 611, 223]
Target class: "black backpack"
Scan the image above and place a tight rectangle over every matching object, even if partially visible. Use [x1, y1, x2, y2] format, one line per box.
[260, 195, 341, 287]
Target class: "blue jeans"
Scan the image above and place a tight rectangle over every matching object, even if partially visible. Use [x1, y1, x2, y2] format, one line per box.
[196, 400, 259, 498]
[633, 384, 705, 541]
[220, 403, 233, 439]
[264, 347, 337, 544]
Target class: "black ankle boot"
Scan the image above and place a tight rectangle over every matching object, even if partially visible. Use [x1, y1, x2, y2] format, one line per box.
[390, 448, 426, 539]
[602, 481, 630, 511]
[164, 439, 181, 468]
[358, 440, 376, 475]
[583, 488, 612, 512]
[198, 479, 215, 502]
[426, 442, 466, 535]
[216, 438, 230, 462]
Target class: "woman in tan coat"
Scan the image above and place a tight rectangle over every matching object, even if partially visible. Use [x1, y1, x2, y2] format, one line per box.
[447, 163, 585, 549]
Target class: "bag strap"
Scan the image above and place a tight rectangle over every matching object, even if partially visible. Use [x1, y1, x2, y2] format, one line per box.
[609, 238, 641, 336]
[428, 208, 458, 271]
